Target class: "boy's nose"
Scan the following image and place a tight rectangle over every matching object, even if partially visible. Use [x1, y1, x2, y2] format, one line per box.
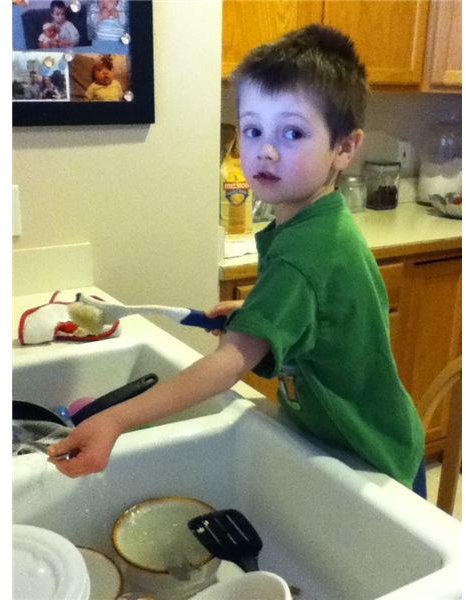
[258, 143, 279, 162]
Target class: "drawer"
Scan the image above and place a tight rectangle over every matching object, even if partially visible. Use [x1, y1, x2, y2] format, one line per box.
[378, 262, 404, 310]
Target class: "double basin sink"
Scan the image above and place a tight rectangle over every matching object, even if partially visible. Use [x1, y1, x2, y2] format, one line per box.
[12, 312, 461, 599]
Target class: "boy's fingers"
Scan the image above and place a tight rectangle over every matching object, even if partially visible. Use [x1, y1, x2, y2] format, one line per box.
[47, 439, 73, 457]
[48, 447, 108, 478]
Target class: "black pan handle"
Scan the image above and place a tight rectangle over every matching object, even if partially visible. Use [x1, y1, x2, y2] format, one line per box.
[71, 373, 158, 425]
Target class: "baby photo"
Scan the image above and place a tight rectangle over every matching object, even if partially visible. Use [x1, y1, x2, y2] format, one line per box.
[69, 53, 129, 101]
[87, 0, 128, 42]
[14, 0, 91, 50]
[12, 50, 70, 101]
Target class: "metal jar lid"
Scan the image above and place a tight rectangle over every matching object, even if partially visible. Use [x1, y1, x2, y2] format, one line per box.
[363, 161, 401, 173]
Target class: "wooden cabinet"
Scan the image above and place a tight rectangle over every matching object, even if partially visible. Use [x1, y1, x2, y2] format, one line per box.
[322, 1, 429, 86]
[397, 255, 462, 454]
[222, 0, 431, 86]
[222, 0, 462, 90]
[222, 1, 323, 78]
[219, 243, 462, 458]
[422, 0, 462, 91]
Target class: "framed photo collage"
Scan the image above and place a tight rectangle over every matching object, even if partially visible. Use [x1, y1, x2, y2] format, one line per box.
[12, 0, 155, 126]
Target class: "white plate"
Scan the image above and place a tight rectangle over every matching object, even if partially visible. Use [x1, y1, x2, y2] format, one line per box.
[13, 524, 90, 600]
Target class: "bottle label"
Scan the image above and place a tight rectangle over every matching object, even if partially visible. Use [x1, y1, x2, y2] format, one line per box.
[224, 182, 250, 206]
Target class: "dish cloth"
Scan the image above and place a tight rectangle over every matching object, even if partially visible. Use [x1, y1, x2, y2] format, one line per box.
[18, 290, 121, 345]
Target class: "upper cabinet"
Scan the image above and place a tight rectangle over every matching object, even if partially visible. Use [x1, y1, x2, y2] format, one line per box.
[322, 1, 429, 85]
[222, 1, 323, 78]
[222, 0, 461, 92]
[422, 0, 462, 91]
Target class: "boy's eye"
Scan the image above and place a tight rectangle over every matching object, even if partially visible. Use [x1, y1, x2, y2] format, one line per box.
[284, 128, 304, 140]
[243, 127, 261, 139]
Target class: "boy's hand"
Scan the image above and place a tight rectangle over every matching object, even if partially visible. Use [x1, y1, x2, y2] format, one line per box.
[47, 412, 123, 478]
[204, 300, 244, 336]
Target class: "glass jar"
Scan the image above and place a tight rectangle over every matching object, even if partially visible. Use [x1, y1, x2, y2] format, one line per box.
[338, 174, 367, 212]
[417, 119, 462, 205]
[363, 161, 401, 210]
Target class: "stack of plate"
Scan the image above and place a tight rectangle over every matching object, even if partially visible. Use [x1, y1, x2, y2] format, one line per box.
[13, 525, 90, 600]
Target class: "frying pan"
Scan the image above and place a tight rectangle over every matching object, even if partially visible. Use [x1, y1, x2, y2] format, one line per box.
[13, 373, 158, 427]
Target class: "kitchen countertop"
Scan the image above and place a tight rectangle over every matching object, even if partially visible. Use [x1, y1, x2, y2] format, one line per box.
[219, 202, 462, 279]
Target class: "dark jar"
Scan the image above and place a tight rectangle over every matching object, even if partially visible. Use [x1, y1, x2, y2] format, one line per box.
[363, 161, 401, 210]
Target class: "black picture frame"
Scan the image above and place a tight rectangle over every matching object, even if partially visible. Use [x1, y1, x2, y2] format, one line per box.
[12, 0, 154, 127]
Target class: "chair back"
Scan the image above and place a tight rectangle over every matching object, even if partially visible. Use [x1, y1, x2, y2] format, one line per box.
[420, 356, 462, 515]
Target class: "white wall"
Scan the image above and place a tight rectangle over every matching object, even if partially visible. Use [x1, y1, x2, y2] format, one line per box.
[12, 1, 223, 355]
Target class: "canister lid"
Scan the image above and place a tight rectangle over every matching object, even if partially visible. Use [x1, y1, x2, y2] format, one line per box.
[338, 174, 365, 185]
[363, 160, 401, 171]
[13, 524, 90, 600]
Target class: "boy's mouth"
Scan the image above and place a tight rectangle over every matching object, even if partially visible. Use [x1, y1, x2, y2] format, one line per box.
[253, 171, 281, 183]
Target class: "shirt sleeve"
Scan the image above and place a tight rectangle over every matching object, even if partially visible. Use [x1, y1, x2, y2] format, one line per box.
[84, 83, 95, 101]
[61, 21, 79, 45]
[226, 258, 318, 378]
[115, 80, 123, 99]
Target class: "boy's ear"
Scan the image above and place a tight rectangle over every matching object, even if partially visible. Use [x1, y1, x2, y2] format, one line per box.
[332, 129, 364, 171]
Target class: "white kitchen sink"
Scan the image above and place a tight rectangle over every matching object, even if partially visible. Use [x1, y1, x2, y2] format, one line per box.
[12, 323, 233, 424]
[13, 399, 461, 600]
[12, 304, 461, 599]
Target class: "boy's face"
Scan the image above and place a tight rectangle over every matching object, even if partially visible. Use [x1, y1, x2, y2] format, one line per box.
[238, 82, 343, 216]
[51, 7, 66, 25]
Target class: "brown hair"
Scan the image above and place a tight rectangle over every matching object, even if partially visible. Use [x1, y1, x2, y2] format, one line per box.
[232, 24, 368, 147]
[92, 55, 114, 77]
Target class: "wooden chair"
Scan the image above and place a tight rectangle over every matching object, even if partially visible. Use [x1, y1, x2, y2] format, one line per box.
[420, 356, 462, 515]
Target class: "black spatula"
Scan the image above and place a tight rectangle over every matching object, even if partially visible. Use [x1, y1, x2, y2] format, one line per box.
[187, 509, 263, 572]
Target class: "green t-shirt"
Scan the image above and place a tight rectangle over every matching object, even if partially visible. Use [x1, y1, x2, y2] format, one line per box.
[227, 191, 424, 488]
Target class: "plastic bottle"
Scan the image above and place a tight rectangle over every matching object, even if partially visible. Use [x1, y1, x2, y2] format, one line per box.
[220, 135, 253, 235]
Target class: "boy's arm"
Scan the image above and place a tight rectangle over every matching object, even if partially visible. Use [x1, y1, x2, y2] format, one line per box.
[47, 331, 269, 477]
[59, 21, 80, 46]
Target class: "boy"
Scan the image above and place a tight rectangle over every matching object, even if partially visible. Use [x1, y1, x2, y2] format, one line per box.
[47, 0, 79, 48]
[48, 25, 425, 496]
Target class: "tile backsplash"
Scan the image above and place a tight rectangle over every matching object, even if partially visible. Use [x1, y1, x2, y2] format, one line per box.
[221, 85, 461, 178]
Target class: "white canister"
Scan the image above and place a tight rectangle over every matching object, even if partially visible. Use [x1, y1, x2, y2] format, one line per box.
[418, 119, 462, 205]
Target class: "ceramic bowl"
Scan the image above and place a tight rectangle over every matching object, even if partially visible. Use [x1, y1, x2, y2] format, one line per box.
[191, 571, 293, 600]
[112, 496, 220, 600]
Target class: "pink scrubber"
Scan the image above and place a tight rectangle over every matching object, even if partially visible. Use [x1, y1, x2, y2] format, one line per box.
[68, 397, 94, 417]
